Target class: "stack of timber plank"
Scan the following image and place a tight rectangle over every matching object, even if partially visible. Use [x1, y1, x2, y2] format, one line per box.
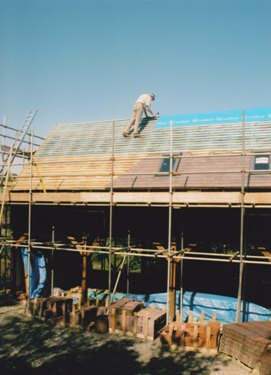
[108, 298, 167, 340]
[219, 321, 271, 373]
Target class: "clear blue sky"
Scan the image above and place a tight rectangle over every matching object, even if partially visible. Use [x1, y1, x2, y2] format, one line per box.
[0, 0, 270, 137]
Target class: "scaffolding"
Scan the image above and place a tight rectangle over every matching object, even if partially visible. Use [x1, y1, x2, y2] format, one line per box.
[0, 113, 271, 324]
[0, 113, 44, 291]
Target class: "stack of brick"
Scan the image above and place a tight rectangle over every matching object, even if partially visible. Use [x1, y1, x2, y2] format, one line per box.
[260, 345, 271, 375]
[108, 298, 144, 334]
[136, 307, 167, 340]
[160, 319, 221, 351]
[219, 321, 271, 372]
[108, 298, 167, 340]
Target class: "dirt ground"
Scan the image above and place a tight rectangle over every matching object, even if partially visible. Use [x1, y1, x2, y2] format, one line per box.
[0, 295, 254, 375]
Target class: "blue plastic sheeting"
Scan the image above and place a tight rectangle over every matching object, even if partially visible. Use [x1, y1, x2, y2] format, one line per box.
[88, 289, 271, 323]
[21, 248, 48, 299]
[181, 291, 271, 323]
[155, 108, 271, 128]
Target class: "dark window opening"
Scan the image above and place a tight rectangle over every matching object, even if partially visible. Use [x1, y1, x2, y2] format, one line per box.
[158, 155, 180, 174]
[254, 155, 270, 170]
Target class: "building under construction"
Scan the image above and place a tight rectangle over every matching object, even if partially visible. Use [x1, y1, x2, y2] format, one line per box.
[1, 107, 271, 326]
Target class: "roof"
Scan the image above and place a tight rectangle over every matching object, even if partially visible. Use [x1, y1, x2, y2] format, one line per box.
[36, 108, 271, 158]
[10, 108, 271, 199]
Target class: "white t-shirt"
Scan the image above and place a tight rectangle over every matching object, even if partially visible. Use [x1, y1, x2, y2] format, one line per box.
[135, 94, 152, 108]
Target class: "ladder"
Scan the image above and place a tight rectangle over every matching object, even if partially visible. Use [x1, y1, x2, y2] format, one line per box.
[0, 110, 38, 226]
[0, 110, 38, 177]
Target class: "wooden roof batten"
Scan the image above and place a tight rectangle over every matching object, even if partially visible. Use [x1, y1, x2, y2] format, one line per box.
[4, 109, 271, 207]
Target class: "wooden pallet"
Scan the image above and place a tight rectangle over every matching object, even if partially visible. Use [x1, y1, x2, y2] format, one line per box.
[108, 298, 144, 334]
[26, 296, 73, 324]
[136, 307, 167, 341]
[26, 295, 106, 329]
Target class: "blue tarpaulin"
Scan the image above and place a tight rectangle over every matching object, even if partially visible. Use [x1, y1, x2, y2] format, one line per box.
[88, 289, 271, 323]
[21, 248, 48, 299]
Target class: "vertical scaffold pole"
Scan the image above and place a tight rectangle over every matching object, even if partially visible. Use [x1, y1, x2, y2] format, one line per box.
[51, 225, 55, 296]
[236, 111, 246, 322]
[126, 229, 131, 295]
[108, 121, 115, 305]
[167, 120, 174, 323]
[27, 131, 34, 307]
[179, 230, 184, 322]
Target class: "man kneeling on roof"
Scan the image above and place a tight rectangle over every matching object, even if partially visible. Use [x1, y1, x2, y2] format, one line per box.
[123, 92, 157, 138]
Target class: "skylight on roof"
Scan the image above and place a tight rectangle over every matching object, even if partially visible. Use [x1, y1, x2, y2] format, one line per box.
[254, 155, 270, 170]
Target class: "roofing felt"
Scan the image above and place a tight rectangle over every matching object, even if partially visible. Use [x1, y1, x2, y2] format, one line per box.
[155, 107, 271, 128]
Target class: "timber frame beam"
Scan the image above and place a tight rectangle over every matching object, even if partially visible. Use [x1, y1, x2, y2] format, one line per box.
[3, 191, 271, 207]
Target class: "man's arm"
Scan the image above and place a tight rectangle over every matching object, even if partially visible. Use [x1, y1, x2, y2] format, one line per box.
[145, 107, 156, 117]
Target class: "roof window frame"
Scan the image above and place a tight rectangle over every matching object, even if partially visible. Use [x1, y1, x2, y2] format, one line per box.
[253, 154, 270, 170]
[156, 153, 181, 176]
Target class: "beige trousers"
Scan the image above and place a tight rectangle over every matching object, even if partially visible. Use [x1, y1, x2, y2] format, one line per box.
[123, 102, 144, 134]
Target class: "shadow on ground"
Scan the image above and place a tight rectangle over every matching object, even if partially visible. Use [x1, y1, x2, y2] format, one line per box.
[0, 299, 233, 375]
[0, 294, 18, 307]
